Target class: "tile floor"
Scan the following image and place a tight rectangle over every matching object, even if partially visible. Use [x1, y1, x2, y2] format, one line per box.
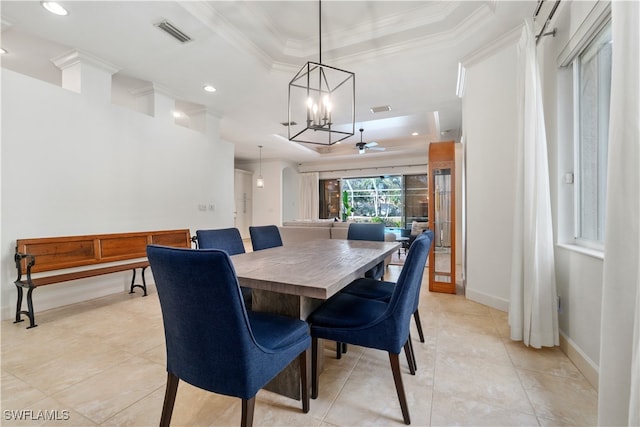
[1, 265, 598, 426]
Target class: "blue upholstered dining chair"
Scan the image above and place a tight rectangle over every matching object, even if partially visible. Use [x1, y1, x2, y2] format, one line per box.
[249, 225, 283, 251]
[196, 227, 246, 255]
[347, 223, 386, 281]
[146, 245, 311, 427]
[335, 222, 387, 359]
[341, 229, 435, 346]
[195, 227, 252, 309]
[306, 232, 433, 425]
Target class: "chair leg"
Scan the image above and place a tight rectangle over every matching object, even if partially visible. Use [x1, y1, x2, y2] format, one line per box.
[403, 339, 416, 375]
[160, 372, 179, 427]
[389, 353, 411, 425]
[311, 337, 319, 399]
[408, 336, 417, 372]
[299, 349, 310, 413]
[336, 341, 348, 359]
[241, 397, 255, 427]
[413, 309, 425, 343]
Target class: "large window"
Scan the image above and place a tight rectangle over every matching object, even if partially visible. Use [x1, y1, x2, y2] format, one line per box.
[574, 21, 612, 247]
[319, 175, 428, 228]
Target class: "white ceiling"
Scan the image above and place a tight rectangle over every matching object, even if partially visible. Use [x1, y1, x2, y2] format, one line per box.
[0, 1, 536, 164]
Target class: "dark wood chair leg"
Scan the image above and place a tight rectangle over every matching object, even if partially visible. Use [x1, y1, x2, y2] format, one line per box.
[408, 336, 417, 372]
[241, 397, 255, 427]
[413, 309, 425, 343]
[403, 339, 416, 375]
[299, 349, 310, 413]
[389, 353, 411, 425]
[311, 337, 319, 399]
[160, 372, 179, 427]
[336, 341, 348, 359]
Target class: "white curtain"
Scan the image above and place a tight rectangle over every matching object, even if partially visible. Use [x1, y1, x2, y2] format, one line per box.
[508, 18, 559, 348]
[598, 1, 640, 425]
[298, 172, 319, 220]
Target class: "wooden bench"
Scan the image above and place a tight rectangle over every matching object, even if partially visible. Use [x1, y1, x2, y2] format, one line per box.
[13, 229, 191, 329]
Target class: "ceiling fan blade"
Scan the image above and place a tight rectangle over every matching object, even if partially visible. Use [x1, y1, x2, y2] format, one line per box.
[365, 141, 378, 147]
[368, 147, 386, 151]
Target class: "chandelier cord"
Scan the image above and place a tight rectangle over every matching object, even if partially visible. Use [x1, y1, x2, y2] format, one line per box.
[318, 0, 322, 64]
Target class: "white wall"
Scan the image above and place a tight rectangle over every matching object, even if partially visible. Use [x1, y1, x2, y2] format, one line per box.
[282, 167, 299, 222]
[235, 158, 299, 227]
[1, 69, 234, 319]
[463, 38, 519, 310]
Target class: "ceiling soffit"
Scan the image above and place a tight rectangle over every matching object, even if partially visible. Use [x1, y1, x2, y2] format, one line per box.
[181, 1, 498, 70]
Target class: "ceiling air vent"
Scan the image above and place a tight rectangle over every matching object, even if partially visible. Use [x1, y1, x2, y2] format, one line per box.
[155, 20, 192, 43]
[370, 105, 391, 113]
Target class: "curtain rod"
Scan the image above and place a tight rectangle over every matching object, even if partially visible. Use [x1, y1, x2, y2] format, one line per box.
[535, 0, 561, 44]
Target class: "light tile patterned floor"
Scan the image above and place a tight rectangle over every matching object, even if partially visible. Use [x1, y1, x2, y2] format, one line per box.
[1, 265, 597, 426]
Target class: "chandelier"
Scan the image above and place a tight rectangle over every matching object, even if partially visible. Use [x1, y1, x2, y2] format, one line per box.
[288, 0, 355, 146]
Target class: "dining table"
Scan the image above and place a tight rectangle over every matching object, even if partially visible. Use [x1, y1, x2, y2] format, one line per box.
[231, 238, 401, 399]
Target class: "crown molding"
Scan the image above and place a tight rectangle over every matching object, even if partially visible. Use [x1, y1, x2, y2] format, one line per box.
[178, 1, 274, 70]
[50, 49, 120, 74]
[459, 23, 523, 68]
[129, 82, 175, 99]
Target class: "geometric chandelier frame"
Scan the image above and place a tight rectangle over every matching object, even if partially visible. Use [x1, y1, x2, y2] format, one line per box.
[287, 0, 355, 146]
[288, 62, 355, 145]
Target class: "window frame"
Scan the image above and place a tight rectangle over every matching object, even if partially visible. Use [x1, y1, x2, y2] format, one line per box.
[571, 19, 612, 251]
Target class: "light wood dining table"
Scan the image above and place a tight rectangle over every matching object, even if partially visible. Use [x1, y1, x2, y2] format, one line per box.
[231, 238, 401, 399]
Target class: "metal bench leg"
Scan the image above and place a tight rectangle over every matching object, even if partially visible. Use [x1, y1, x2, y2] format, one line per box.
[14, 284, 24, 324]
[14, 284, 37, 329]
[129, 267, 148, 296]
[25, 287, 37, 328]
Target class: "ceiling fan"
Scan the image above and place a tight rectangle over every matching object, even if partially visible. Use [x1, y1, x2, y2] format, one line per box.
[355, 128, 386, 154]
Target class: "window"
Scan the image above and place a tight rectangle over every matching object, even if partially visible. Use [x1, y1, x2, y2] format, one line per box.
[319, 175, 428, 228]
[574, 21, 612, 248]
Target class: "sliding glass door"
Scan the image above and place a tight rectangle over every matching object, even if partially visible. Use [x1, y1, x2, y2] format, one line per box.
[319, 174, 428, 228]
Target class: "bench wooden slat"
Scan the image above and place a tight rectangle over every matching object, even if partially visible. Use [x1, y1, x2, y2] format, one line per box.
[18, 261, 150, 287]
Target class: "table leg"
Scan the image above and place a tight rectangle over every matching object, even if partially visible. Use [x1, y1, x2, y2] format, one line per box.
[252, 289, 323, 400]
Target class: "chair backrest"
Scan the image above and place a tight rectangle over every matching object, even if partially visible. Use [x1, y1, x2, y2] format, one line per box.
[409, 230, 434, 311]
[384, 231, 433, 348]
[147, 245, 268, 398]
[196, 228, 245, 255]
[249, 225, 283, 251]
[347, 223, 385, 242]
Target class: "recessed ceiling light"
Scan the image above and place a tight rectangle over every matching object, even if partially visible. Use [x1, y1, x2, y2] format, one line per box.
[203, 85, 216, 93]
[0, 48, 7, 54]
[412, 132, 419, 136]
[41, 1, 68, 16]
[172, 111, 183, 118]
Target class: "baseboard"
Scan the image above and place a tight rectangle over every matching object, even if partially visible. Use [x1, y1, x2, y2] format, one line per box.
[465, 287, 510, 311]
[559, 331, 599, 390]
